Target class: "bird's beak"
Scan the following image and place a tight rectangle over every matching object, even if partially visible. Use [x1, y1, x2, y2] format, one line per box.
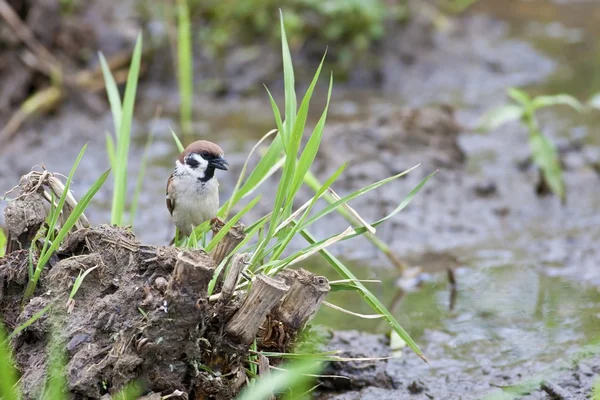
[210, 155, 229, 170]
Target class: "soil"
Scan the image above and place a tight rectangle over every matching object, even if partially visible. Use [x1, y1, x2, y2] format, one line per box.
[2, 0, 600, 399]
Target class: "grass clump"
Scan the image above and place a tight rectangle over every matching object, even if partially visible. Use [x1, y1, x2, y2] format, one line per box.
[477, 88, 582, 202]
[22, 146, 110, 302]
[174, 11, 433, 361]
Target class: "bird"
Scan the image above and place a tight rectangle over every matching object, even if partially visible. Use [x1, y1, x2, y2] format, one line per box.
[166, 140, 229, 238]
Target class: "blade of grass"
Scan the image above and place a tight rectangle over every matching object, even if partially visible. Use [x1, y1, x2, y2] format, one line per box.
[205, 195, 261, 253]
[99, 53, 123, 136]
[298, 227, 426, 361]
[270, 162, 347, 261]
[170, 127, 185, 152]
[223, 129, 278, 219]
[206, 219, 268, 296]
[298, 164, 420, 232]
[68, 265, 99, 301]
[9, 304, 50, 339]
[279, 9, 296, 145]
[237, 358, 320, 400]
[304, 170, 407, 271]
[111, 33, 143, 226]
[44, 322, 67, 400]
[0, 228, 6, 258]
[287, 70, 331, 204]
[105, 132, 116, 169]
[0, 321, 19, 400]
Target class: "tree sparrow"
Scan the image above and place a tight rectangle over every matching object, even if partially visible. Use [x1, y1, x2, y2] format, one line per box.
[166, 140, 229, 237]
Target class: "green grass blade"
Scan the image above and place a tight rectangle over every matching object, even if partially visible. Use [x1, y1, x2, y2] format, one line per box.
[170, 128, 185, 152]
[298, 227, 426, 361]
[223, 129, 277, 219]
[9, 305, 50, 340]
[271, 162, 347, 261]
[176, 0, 193, 136]
[105, 132, 116, 169]
[298, 164, 420, 231]
[112, 381, 143, 400]
[111, 33, 143, 226]
[206, 195, 262, 253]
[0, 321, 19, 400]
[220, 134, 284, 214]
[507, 88, 531, 108]
[237, 358, 320, 400]
[287, 50, 326, 161]
[69, 265, 99, 300]
[531, 94, 582, 113]
[44, 323, 67, 400]
[206, 219, 268, 296]
[0, 228, 6, 258]
[264, 87, 286, 152]
[99, 53, 122, 136]
[48, 144, 88, 232]
[289, 71, 332, 201]
[24, 170, 111, 301]
[475, 104, 524, 132]
[279, 10, 296, 145]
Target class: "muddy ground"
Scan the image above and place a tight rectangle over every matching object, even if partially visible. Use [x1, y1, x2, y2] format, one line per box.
[2, 0, 600, 399]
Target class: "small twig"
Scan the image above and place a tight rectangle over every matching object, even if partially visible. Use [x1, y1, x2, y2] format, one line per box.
[540, 380, 569, 400]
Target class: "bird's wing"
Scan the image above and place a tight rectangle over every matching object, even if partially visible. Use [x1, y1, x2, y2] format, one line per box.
[166, 174, 175, 216]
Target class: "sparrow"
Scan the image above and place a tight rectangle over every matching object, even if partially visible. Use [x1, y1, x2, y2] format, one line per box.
[166, 140, 229, 237]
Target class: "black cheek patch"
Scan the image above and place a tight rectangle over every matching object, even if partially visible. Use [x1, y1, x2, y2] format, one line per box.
[186, 157, 200, 169]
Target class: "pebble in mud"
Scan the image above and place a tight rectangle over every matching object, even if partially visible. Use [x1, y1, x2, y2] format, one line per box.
[153, 277, 169, 292]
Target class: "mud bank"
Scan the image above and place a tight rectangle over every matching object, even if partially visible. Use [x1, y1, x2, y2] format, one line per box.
[315, 330, 599, 399]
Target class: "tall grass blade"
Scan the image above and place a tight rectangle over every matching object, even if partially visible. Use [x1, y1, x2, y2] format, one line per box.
[298, 227, 426, 361]
[298, 164, 420, 232]
[271, 162, 347, 261]
[44, 323, 67, 400]
[105, 132, 116, 169]
[111, 33, 143, 226]
[279, 9, 296, 145]
[176, 0, 193, 137]
[289, 72, 332, 200]
[99, 53, 123, 136]
[0, 321, 19, 400]
[170, 127, 185, 152]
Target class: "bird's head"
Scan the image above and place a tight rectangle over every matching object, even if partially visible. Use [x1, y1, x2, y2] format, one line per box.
[176, 140, 228, 181]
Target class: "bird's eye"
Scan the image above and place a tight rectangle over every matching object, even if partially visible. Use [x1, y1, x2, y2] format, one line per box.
[201, 152, 209, 158]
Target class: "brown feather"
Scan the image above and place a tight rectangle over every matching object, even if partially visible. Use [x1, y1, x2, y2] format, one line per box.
[178, 140, 224, 163]
[166, 173, 175, 216]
